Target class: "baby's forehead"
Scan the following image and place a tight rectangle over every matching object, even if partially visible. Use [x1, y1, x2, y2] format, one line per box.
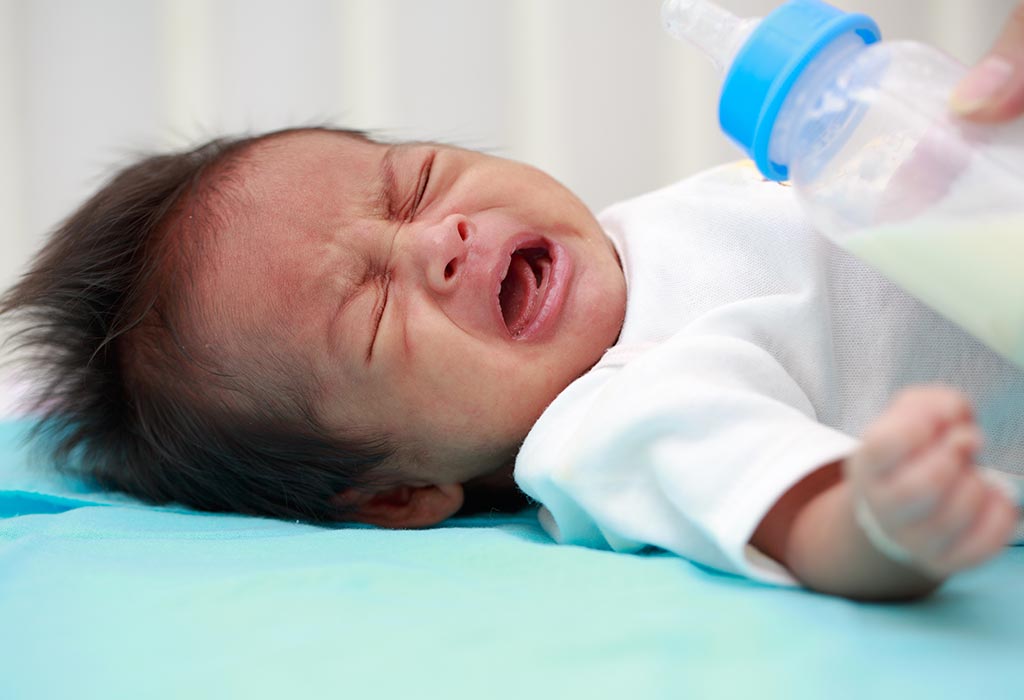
[238, 130, 388, 221]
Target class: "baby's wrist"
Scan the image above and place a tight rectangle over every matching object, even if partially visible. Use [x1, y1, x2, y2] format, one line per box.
[852, 496, 918, 567]
[786, 478, 943, 599]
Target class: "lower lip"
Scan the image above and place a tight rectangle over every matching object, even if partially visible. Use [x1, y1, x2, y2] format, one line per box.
[513, 239, 572, 341]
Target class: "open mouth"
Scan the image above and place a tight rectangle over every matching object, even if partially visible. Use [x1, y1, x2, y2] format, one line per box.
[498, 246, 552, 337]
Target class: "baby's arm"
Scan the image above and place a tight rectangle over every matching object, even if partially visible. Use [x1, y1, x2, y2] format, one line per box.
[751, 386, 1019, 601]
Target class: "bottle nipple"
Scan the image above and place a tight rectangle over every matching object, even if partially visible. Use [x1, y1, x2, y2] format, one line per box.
[661, 0, 759, 73]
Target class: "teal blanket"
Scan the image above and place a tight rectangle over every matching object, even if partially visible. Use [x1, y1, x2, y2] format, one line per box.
[1, 420, 1021, 699]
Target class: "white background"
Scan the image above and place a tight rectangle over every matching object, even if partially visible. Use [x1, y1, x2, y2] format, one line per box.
[0, 0, 1017, 303]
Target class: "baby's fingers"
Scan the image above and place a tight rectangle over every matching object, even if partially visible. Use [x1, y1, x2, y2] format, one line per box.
[897, 464, 987, 560]
[854, 388, 974, 481]
[866, 425, 981, 527]
[928, 488, 1018, 575]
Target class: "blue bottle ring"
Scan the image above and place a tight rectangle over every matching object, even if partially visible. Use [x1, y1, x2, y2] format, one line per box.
[719, 0, 881, 181]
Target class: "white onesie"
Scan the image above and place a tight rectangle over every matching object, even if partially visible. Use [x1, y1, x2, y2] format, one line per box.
[514, 161, 1024, 585]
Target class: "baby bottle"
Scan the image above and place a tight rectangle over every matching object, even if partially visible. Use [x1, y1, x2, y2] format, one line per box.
[663, 0, 1024, 368]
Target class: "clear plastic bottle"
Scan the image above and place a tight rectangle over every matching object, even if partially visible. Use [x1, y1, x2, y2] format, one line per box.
[663, 0, 1024, 368]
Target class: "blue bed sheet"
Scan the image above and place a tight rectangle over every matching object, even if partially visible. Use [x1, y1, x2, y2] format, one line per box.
[1, 419, 1022, 699]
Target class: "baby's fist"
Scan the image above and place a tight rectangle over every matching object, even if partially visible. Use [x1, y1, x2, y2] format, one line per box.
[843, 386, 1018, 578]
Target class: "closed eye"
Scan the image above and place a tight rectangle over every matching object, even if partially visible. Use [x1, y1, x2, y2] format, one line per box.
[367, 275, 390, 362]
[407, 151, 436, 221]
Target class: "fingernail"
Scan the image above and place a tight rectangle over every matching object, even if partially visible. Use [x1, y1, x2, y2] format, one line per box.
[951, 55, 1015, 115]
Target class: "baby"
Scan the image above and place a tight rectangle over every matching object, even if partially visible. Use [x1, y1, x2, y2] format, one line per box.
[4, 126, 1022, 601]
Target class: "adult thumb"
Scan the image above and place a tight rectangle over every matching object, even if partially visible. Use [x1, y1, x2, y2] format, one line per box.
[950, 3, 1024, 122]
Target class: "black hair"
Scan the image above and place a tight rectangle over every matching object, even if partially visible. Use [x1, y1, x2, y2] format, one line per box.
[0, 127, 399, 521]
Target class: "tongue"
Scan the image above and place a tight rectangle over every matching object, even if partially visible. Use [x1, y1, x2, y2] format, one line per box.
[499, 253, 540, 335]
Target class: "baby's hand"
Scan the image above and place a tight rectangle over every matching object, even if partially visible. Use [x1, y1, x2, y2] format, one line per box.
[843, 386, 1018, 579]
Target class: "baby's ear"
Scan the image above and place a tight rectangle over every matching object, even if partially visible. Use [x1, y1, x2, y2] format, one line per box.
[332, 483, 464, 528]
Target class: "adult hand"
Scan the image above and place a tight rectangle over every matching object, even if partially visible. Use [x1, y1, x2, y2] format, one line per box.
[950, 3, 1024, 122]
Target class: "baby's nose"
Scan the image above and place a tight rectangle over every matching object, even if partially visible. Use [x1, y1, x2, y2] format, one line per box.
[416, 214, 472, 294]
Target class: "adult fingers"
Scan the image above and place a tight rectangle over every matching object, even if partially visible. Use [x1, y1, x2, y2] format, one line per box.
[951, 3, 1024, 122]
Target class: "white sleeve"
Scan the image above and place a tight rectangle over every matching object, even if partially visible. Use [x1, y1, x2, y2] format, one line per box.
[514, 332, 859, 586]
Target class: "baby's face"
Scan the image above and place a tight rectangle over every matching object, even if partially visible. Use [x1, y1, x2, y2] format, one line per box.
[206, 130, 625, 486]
